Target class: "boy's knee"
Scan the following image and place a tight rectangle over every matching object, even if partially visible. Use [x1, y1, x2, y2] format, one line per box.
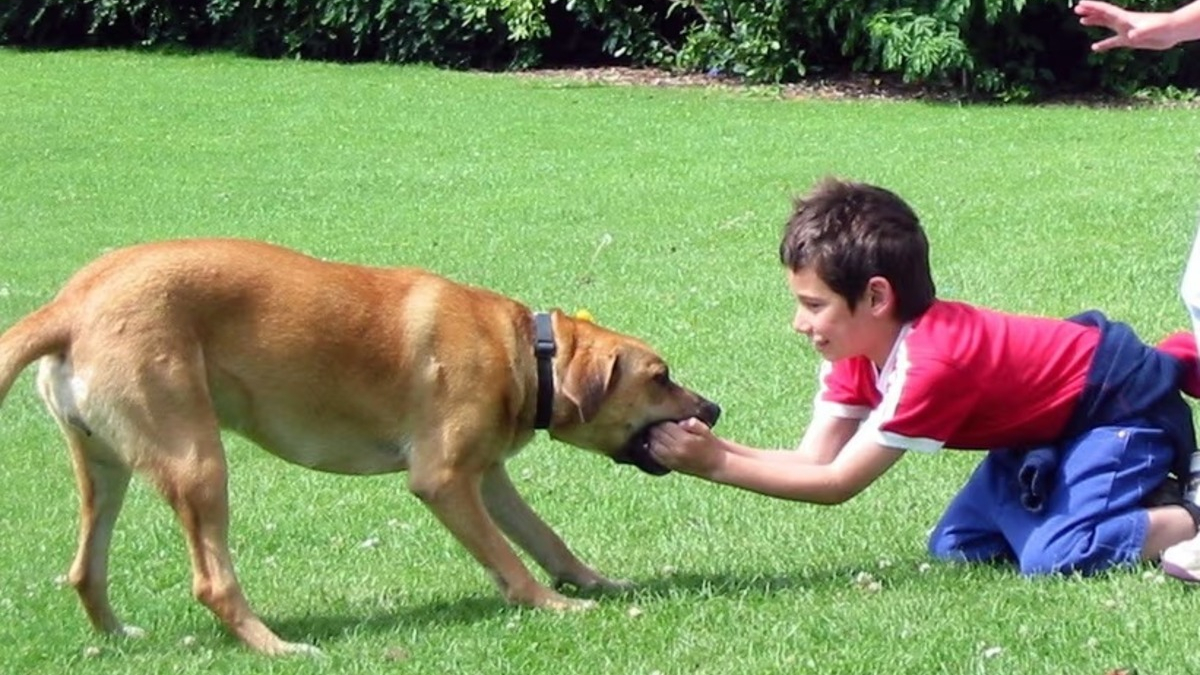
[1018, 551, 1068, 576]
[927, 530, 959, 561]
[928, 526, 1009, 564]
[1018, 528, 1130, 576]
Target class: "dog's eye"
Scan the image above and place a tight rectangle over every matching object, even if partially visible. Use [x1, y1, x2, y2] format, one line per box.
[653, 370, 671, 386]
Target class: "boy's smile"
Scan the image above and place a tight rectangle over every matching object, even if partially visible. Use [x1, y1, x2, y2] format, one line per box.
[786, 266, 901, 368]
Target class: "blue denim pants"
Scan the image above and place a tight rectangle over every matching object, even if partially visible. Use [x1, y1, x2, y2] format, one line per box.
[928, 425, 1174, 575]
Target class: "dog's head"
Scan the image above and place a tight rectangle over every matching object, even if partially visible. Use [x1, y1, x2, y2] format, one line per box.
[547, 311, 721, 475]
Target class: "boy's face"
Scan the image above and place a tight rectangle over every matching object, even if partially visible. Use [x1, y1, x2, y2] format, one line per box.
[786, 266, 897, 365]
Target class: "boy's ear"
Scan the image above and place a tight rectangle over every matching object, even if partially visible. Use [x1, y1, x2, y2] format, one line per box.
[866, 277, 894, 314]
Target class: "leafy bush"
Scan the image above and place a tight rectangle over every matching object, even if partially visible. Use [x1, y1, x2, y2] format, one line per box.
[866, 9, 972, 84]
[3, 0, 1200, 99]
[670, 0, 1200, 99]
[0, 0, 516, 66]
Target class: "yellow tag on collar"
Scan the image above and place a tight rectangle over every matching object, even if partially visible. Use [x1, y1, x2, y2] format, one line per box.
[574, 309, 595, 323]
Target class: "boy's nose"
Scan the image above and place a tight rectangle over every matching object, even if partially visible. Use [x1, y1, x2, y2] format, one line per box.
[792, 312, 812, 335]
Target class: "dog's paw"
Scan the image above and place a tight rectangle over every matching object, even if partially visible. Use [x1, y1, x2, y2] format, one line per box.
[116, 624, 146, 639]
[555, 597, 598, 612]
[276, 641, 325, 658]
[530, 589, 598, 612]
[554, 573, 635, 595]
[598, 577, 636, 592]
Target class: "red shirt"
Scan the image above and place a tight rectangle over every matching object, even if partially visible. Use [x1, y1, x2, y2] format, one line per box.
[814, 300, 1101, 452]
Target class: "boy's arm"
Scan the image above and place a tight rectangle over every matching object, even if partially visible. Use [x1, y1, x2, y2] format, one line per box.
[720, 413, 858, 465]
[795, 412, 860, 464]
[707, 431, 904, 504]
[649, 418, 904, 504]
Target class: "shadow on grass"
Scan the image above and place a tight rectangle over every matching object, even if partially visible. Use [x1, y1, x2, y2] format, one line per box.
[258, 556, 1021, 647]
[265, 594, 509, 645]
[618, 558, 995, 599]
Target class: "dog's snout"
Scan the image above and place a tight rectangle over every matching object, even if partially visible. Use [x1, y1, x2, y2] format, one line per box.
[699, 400, 721, 427]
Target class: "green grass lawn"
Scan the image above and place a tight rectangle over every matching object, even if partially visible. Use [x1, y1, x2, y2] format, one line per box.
[2, 48, 1200, 675]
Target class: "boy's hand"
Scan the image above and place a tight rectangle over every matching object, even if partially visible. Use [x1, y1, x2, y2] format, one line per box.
[647, 418, 726, 478]
[1075, 0, 1181, 51]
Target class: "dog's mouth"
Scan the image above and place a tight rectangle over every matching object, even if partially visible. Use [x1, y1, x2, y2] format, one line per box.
[613, 402, 722, 477]
[612, 424, 673, 476]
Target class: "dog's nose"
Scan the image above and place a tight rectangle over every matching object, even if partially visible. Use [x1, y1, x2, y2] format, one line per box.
[700, 400, 722, 427]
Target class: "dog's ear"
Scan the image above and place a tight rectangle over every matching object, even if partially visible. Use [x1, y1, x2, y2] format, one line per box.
[561, 350, 620, 423]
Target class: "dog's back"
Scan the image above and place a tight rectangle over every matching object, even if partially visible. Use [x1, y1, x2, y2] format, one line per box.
[4, 238, 537, 474]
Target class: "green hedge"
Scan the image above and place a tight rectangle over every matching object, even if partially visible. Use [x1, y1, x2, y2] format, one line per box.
[4, 0, 1198, 99]
[670, 0, 1200, 99]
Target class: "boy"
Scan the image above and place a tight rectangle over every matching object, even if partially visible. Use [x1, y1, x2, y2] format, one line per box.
[648, 178, 1200, 575]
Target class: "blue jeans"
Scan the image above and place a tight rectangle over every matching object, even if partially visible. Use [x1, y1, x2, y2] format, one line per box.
[928, 426, 1174, 575]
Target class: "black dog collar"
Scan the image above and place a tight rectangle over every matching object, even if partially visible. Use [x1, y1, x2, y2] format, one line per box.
[533, 312, 555, 430]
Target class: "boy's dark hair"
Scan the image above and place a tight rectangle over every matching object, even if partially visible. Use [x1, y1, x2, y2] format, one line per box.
[779, 177, 936, 322]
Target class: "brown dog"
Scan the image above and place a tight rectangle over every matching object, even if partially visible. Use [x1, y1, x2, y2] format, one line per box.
[0, 238, 720, 655]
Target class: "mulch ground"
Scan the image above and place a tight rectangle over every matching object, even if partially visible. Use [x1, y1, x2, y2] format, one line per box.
[508, 66, 1183, 108]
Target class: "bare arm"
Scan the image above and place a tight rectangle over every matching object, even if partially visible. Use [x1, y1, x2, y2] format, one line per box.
[718, 414, 859, 465]
[648, 418, 904, 504]
[795, 413, 860, 464]
[1076, 0, 1200, 50]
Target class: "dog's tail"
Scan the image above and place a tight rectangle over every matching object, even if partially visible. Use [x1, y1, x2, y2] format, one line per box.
[0, 299, 71, 407]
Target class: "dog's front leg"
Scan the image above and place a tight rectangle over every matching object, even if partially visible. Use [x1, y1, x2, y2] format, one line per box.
[408, 460, 592, 610]
[481, 464, 631, 594]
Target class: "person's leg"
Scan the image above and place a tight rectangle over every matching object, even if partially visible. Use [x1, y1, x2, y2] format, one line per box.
[1161, 218, 1200, 581]
[928, 451, 1018, 565]
[1145, 506, 1197, 558]
[1180, 217, 1200, 348]
[1014, 426, 1182, 575]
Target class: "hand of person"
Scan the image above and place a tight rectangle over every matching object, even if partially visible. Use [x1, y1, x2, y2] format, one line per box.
[1075, 0, 1183, 51]
[647, 418, 726, 478]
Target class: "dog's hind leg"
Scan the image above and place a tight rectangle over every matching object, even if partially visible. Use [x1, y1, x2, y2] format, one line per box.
[480, 465, 629, 594]
[142, 426, 321, 657]
[100, 350, 320, 657]
[62, 429, 141, 637]
[39, 356, 141, 638]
